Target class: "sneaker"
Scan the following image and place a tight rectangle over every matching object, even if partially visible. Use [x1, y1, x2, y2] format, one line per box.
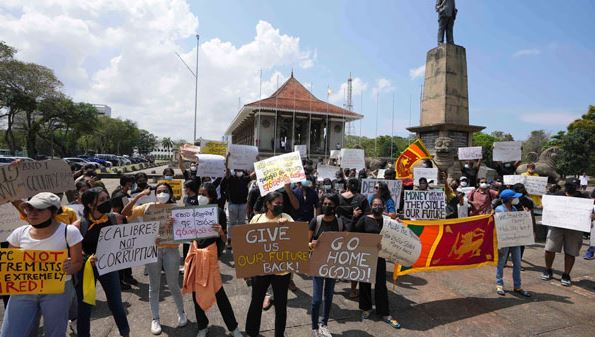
[540, 269, 553, 281]
[151, 320, 162, 335]
[69, 319, 78, 335]
[318, 325, 332, 337]
[196, 328, 208, 337]
[584, 250, 594, 260]
[230, 327, 243, 337]
[513, 288, 531, 297]
[561, 273, 572, 287]
[178, 313, 188, 327]
[496, 285, 505, 296]
[311, 330, 320, 337]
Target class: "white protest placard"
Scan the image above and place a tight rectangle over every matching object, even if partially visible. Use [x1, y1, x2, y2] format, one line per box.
[503, 175, 525, 186]
[524, 176, 548, 195]
[360, 179, 404, 210]
[171, 205, 219, 241]
[95, 221, 159, 275]
[379, 218, 422, 266]
[403, 190, 446, 220]
[541, 195, 593, 232]
[330, 150, 341, 159]
[294, 145, 307, 158]
[228, 144, 258, 171]
[494, 211, 535, 248]
[413, 167, 438, 186]
[377, 169, 386, 179]
[591, 223, 595, 247]
[340, 149, 365, 170]
[317, 165, 338, 181]
[458, 146, 483, 160]
[197, 154, 226, 178]
[493, 141, 522, 162]
[254, 151, 306, 195]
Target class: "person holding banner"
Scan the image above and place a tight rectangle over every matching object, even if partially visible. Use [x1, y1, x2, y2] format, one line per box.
[494, 190, 531, 297]
[353, 197, 400, 329]
[1, 193, 84, 337]
[122, 183, 188, 335]
[246, 191, 294, 337]
[182, 182, 242, 337]
[74, 187, 130, 337]
[521, 163, 543, 208]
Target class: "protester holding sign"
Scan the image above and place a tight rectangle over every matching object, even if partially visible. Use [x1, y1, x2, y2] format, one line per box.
[75, 187, 130, 337]
[521, 163, 543, 208]
[494, 190, 531, 297]
[1, 193, 83, 337]
[183, 182, 242, 337]
[221, 154, 252, 248]
[307, 193, 344, 337]
[459, 159, 481, 187]
[123, 183, 187, 335]
[468, 178, 499, 215]
[353, 197, 400, 329]
[246, 191, 294, 337]
[367, 181, 397, 219]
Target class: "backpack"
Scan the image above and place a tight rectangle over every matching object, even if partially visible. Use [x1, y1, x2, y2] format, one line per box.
[314, 215, 344, 239]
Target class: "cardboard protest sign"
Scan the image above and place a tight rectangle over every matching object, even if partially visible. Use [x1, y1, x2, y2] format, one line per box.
[253, 151, 306, 196]
[413, 167, 438, 186]
[494, 211, 535, 248]
[503, 175, 525, 186]
[361, 179, 404, 209]
[340, 149, 365, 170]
[171, 205, 219, 241]
[377, 169, 386, 179]
[404, 190, 446, 220]
[142, 203, 177, 245]
[158, 179, 183, 200]
[379, 218, 422, 266]
[493, 141, 522, 162]
[200, 140, 227, 156]
[306, 232, 380, 283]
[197, 154, 226, 178]
[294, 145, 307, 158]
[317, 165, 338, 181]
[230, 221, 310, 278]
[541, 195, 593, 232]
[524, 176, 548, 195]
[0, 160, 75, 205]
[0, 249, 68, 295]
[458, 146, 483, 160]
[180, 144, 200, 161]
[95, 221, 159, 275]
[228, 144, 258, 171]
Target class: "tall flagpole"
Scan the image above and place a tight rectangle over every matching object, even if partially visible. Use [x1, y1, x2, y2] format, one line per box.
[391, 92, 395, 158]
[375, 91, 379, 157]
[193, 34, 200, 143]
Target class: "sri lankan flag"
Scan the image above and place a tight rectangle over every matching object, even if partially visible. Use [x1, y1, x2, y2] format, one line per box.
[395, 139, 432, 178]
[394, 214, 497, 280]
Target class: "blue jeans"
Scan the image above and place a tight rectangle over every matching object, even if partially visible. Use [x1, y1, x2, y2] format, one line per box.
[76, 267, 130, 337]
[311, 277, 336, 330]
[227, 203, 247, 239]
[147, 247, 185, 320]
[1, 280, 74, 337]
[496, 246, 522, 289]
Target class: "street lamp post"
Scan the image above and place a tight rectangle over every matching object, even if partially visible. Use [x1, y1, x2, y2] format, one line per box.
[175, 34, 200, 144]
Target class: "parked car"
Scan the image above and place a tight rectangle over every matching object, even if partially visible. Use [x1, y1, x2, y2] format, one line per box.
[64, 157, 102, 169]
[0, 156, 34, 164]
[80, 155, 112, 167]
[118, 156, 131, 166]
[96, 154, 122, 167]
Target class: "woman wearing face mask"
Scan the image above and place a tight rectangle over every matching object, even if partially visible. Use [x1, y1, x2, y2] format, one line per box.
[74, 188, 130, 337]
[162, 167, 175, 180]
[1, 193, 83, 337]
[183, 182, 242, 337]
[121, 183, 187, 335]
[246, 192, 294, 337]
[494, 189, 531, 297]
[353, 197, 401, 329]
[369, 181, 396, 219]
[308, 193, 344, 337]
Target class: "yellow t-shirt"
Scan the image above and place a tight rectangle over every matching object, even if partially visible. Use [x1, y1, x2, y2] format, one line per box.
[521, 172, 542, 207]
[249, 212, 294, 275]
[19, 206, 78, 225]
[127, 202, 179, 249]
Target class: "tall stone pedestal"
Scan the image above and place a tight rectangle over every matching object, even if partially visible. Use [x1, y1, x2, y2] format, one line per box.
[408, 44, 484, 178]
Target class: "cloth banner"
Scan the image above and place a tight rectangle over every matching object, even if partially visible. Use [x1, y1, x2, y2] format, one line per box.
[228, 144, 258, 171]
[253, 151, 306, 196]
[0, 249, 68, 295]
[396, 139, 432, 179]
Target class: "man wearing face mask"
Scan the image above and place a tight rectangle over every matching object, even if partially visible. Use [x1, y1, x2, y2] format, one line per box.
[332, 170, 346, 193]
[131, 172, 153, 194]
[220, 155, 252, 249]
[293, 177, 321, 223]
[459, 159, 481, 187]
[468, 178, 499, 215]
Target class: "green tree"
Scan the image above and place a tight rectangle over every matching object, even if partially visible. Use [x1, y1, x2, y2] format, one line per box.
[522, 130, 550, 162]
[137, 129, 157, 154]
[161, 137, 174, 152]
[554, 106, 595, 176]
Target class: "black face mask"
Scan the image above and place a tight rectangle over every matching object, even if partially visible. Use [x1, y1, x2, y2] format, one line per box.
[272, 205, 284, 216]
[31, 217, 53, 229]
[321, 206, 335, 216]
[371, 206, 384, 216]
[136, 182, 148, 189]
[97, 200, 112, 214]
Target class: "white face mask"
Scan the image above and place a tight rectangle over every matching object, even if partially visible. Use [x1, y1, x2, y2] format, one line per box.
[236, 171, 244, 177]
[197, 195, 209, 206]
[156, 192, 170, 204]
[464, 164, 470, 168]
[164, 176, 173, 180]
[190, 166, 197, 172]
[479, 183, 489, 189]
[460, 181, 468, 187]
[512, 198, 520, 205]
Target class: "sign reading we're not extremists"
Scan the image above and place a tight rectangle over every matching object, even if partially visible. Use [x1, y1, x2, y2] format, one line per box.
[0, 249, 68, 295]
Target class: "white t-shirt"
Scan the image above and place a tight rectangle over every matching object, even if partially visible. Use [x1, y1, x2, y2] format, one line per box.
[579, 175, 589, 186]
[7, 223, 83, 280]
[457, 198, 470, 218]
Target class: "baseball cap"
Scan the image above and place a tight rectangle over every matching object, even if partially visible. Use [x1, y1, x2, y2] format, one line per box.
[24, 192, 62, 210]
[499, 189, 522, 201]
[460, 176, 468, 181]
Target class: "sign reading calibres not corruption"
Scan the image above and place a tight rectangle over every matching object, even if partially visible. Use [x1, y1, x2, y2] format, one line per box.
[403, 190, 446, 220]
[95, 221, 159, 276]
[0, 160, 74, 205]
[253, 151, 306, 196]
[230, 221, 310, 278]
[0, 249, 68, 295]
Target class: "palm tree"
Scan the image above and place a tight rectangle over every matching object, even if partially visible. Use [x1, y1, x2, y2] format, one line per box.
[161, 137, 174, 160]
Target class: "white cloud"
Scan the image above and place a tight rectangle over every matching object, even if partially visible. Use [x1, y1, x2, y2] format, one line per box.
[513, 48, 541, 57]
[409, 64, 425, 80]
[0, 1, 314, 141]
[328, 77, 368, 107]
[519, 112, 578, 126]
[371, 78, 394, 97]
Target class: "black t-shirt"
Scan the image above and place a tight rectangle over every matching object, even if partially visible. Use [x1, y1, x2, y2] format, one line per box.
[337, 193, 370, 230]
[195, 207, 227, 249]
[222, 175, 251, 204]
[461, 167, 479, 187]
[498, 162, 517, 176]
[308, 217, 339, 240]
[82, 217, 115, 255]
[184, 195, 199, 206]
[354, 215, 383, 234]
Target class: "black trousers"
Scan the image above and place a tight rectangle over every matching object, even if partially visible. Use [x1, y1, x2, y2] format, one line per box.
[119, 267, 132, 281]
[359, 257, 389, 317]
[438, 15, 455, 44]
[193, 287, 238, 332]
[246, 274, 291, 337]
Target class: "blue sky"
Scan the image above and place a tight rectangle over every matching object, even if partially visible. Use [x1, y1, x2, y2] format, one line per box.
[186, 0, 595, 140]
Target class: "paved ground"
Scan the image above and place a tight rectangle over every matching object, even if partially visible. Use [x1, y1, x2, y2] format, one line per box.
[0, 165, 594, 336]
